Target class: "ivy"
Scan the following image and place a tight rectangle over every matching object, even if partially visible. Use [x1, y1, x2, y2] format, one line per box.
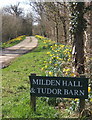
[69, 2, 87, 35]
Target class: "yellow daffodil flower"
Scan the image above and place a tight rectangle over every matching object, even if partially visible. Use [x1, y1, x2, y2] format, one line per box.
[47, 52, 50, 54]
[88, 87, 91, 93]
[49, 71, 53, 76]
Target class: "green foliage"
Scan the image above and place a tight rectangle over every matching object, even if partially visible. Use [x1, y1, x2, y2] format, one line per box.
[37, 35, 73, 77]
[42, 43, 72, 77]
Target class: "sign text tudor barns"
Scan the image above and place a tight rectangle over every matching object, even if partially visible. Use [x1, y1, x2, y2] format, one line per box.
[29, 76, 88, 98]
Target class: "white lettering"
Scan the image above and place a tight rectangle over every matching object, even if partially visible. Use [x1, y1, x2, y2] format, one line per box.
[33, 79, 38, 85]
[51, 80, 55, 86]
[56, 80, 61, 86]
[74, 90, 79, 95]
[47, 88, 52, 94]
[68, 81, 73, 86]
[42, 88, 46, 94]
[62, 81, 67, 86]
[39, 79, 42, 85]
[37, 88, 41, 93]
[57, 89, 62, 95]
[79, 90, 85, 96]
[46, 80, 51, 85]
[30, 88, 35, 93]
[37, 88, 62, 95]
[78, 81, 82, 87]
[69, 90, 73, 95]
[52, 89, 57, 94]
[64, 89, 69, 95]
[36, 88, 85, 97]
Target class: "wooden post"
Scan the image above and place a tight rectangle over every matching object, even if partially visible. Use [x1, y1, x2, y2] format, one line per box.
[29, 73, 36, 112]
[79, 98, 85, 113]
[79, 75, 85, 113]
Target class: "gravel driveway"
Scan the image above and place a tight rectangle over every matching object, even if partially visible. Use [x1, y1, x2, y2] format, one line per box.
[0, 36, 38, 68]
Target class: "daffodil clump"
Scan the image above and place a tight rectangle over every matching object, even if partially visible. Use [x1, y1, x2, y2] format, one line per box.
[43, 39, 56, 49]
[2, 35, 26, 48]
[42, 42, 73, 77]
[36, 35, 92, 113]
[35, 35, 55, 49]
[35, 35, 45, 39]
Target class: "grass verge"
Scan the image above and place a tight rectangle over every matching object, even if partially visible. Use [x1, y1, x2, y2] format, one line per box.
[2, 37, 59, 118]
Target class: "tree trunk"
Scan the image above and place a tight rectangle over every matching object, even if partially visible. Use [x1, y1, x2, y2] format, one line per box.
[62, 19, 67, 44]
[73, 32, 85, 74]
[55, 22, 59, 43]
[90, 1, 92, 87]
[72, 3, 85, 74]
[63, 2, 67, 44]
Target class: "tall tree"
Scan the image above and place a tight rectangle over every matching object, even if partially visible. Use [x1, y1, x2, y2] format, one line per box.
[90, 1, 92, 87]
[30, 2, 47, 36]
[3, 2, 24, 17]
[70, 2, 87, 74]
[31, 2, 68, 43]
[2, 3, 33, 42]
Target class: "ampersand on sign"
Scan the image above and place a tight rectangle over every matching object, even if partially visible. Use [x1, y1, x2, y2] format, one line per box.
[30, 88, 35, 93]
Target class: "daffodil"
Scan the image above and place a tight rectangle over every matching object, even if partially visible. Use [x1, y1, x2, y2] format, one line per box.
[88, 87, 91, 93]
[55, 44, 57, 47]
[63, 68, 71, 72]
[90, 98, 92, 102]
[35, 35, 45, 39]
[47, 52, 50, 54]
[54, 64, 58, 66]
[56, 57, 59, 59]
[68, 58, 71, 62]
[74, 98, 79, 101]
[49, 61, 52, 64]
[44, 61, 47, 63]
[49, 71, 53, 76]
[50, 54, 53, 57]
[65, 72, 68, 75]
[41, 68, 44, 71]
[45, 65, 48, 68]
[70, 73, 75, 77]
[60, 44, 65, 48]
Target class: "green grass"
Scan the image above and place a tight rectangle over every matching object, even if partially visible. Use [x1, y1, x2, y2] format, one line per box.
[2, 38, 59, 118]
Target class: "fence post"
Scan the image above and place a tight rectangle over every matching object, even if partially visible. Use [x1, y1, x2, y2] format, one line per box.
[29, 73, 36, 112]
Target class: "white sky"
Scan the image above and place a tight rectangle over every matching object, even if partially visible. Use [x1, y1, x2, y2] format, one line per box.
[0, 0, 91, 9]
[0, 0, 31, 12]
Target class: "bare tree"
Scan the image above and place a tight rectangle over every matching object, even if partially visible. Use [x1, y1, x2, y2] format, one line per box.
[2, 3, 33, 42]
[22, 13, 33, 35]
[2, 14, 23, 42]
[30, 2, 47, 36]
[30, 2, 69, 43]
[3, 2, 24, 17]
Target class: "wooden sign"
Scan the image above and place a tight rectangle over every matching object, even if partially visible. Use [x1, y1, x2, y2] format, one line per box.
[29, 75, 88, 99]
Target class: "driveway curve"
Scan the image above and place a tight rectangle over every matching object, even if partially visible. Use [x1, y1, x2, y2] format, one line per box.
[0, 36, 38, 68]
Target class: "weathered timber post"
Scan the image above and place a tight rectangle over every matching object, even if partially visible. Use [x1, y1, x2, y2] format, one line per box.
[79, 99, 85, 113]
[29, 73, 36, 112]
